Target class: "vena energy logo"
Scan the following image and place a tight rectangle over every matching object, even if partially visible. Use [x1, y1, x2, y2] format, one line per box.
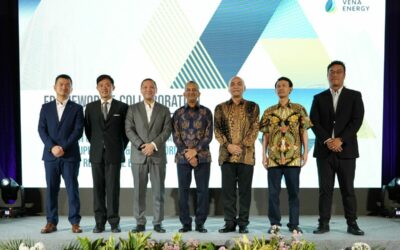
[325, 0, 336, 12]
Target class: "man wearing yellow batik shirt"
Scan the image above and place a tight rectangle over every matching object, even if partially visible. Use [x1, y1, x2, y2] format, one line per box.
[214, 76, 260, 234]
[259, 77, 312, 234]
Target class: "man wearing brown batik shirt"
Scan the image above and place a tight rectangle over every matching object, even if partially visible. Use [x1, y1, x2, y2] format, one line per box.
[214, 76, 259, 234]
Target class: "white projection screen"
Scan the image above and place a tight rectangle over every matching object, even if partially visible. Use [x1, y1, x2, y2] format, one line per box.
[19, 0, 384, 188]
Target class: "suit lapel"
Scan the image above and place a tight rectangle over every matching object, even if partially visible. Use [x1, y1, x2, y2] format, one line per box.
[139, 102, 150, 130]
[59, 100, 71, 126]
[96, 100, 106, 129]
[335, 87, 347, 115]
[148, 102, 159, 131]
[322, 89, 335, 119]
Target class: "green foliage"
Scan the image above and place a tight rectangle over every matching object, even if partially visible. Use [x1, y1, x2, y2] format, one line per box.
[0, 239, 34, 250]
[118, 231, 152, 250]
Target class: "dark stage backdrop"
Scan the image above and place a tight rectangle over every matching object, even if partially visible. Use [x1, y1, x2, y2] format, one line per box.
[0, 1, 399, 186]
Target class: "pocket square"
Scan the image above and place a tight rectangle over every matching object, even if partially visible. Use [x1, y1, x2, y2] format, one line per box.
[113, 114, 121, 116]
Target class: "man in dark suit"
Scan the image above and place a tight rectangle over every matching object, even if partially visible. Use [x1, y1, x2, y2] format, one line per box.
[38, 74, 84, 234]
[310, 61, 365, 235]
[125, 78, 172, 233]
[84, 74, 128, 233]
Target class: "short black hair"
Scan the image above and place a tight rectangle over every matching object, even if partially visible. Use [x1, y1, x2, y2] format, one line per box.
[141, 78, 157, 89]
[55, 74, 72, 85]
[327, 60, 346, 73]
[96, 74, 114, 85]
[275, 76, 293, 88]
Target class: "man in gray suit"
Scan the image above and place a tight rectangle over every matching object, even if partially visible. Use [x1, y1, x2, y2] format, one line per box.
[125, 78, 172, 233]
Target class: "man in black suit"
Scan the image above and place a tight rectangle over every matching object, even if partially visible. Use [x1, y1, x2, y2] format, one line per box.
[38, 74, 84, 234]
[310, 61, 365, 235]
[84, 74, 128, 233]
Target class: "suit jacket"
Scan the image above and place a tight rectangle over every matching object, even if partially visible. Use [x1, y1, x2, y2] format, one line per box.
[125, 101, 172, 165]
[84, 99, 129, 164]
[38, 100, 84, 162]
[310, 87, 364, 159]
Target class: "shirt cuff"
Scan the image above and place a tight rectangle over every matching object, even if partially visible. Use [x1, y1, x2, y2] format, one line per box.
[151, 142, 158, 151]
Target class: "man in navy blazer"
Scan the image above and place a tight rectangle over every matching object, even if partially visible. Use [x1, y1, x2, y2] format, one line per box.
[84, 75, 128, 233]
[310, 61, 365, 236]
[38, 74, 84, 234]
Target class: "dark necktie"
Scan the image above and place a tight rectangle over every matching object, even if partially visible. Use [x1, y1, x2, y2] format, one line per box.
[102, 102, 108, 120]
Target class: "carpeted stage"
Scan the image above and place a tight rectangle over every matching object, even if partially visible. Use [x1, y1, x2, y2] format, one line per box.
[0, 216, 399, 249]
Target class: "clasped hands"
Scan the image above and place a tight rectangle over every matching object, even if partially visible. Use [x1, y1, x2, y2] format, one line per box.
[140, 143, 155, 156]
[227, 144, 242, 156]
[326, 138, 343, 152]
[184, 148, 198, 167]
[51, 145, 64, 157]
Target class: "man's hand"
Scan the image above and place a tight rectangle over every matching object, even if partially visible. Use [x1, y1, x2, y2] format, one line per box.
[51, 145, 64, 158]
[188, 157, 198, 168]
[141, 143, 155, 156]
[262, 155, 269, 170]
[184, 149, 197, 161]
[301, 153, 308, 167]
[327, 138, 343, 152]
[227, 144, 242, 156]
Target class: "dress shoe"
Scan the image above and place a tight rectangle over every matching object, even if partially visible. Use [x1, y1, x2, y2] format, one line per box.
[288, 225, 303, 234]
[154, 224, 166, 233]
[131, 224, 146, 233]
[267, 225, 281, 234]
[93, 225, 105, 233]
[111, 225, 121, 233]
[239, 226, 249, 234]
[218, 224, 236, 233]
[347, 223, 364, 236]
[178, 225, 192, 233]
[313, 224, 330, 234]
[72, 224, 82, 233]
[195, 224, 207, 233]
[40, 223, 57, 234]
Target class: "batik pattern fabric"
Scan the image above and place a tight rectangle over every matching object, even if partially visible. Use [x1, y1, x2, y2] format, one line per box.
[260, 101, 312, 167]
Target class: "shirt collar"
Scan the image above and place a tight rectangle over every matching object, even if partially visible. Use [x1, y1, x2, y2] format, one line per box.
[56, 99, 68, 106]
[227, 98, 245, 105]
[102, 98, 112, 105]
[144, 100, 155, 108]
[330, 86, 344, 95]
[184, 102, 200, 110]
[277, 99, 292, 108]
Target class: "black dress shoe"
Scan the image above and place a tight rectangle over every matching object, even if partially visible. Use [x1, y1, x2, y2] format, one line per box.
[195, 224, 207, 233]
[111, 225, 121, 233]
[239, 226, 249, 234]
[287, 224, 303, 233]
[218, 224, 236, 233]
[93, 225, 105, 233]
[131, 224, 146, 233]
[347, 223, 364, 236]
[313, 224, 330, 234]
[289, 226, 303, 233]
[178, 225, 192, 233]
[154, 224, 166, 233]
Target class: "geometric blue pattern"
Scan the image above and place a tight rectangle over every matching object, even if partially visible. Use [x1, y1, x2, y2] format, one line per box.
[173, 0, 281, 88]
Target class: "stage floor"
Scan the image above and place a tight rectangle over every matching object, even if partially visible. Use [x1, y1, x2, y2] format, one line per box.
[0, 216, 399, 249]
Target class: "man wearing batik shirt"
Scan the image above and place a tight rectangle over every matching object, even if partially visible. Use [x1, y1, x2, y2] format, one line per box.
[260, 76, 312, 234]
[172, 81, 213, 233]
[214, 76, 259, 234]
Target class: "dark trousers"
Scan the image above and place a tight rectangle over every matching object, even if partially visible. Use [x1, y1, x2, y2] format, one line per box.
[221, 162, 254, 227]
[267, 167, 301, 227]
[317, 153, 357, 225]
[92, 160, 121, 227]
[44, 159, 80, 225]
[177, 162, 210, 227]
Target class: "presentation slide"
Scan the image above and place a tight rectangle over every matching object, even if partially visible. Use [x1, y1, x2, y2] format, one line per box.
[19, 0, 384, 188]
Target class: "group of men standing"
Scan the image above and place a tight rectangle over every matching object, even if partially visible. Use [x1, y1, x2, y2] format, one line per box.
[38, 60, 365, 236]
